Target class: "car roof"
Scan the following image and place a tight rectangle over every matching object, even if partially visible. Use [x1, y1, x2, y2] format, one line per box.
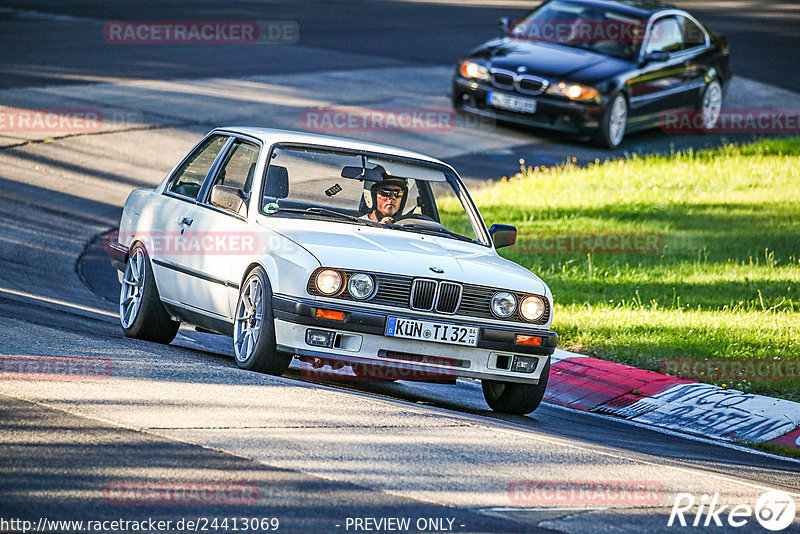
[552, 0, 678, 18]
[214, 127, 447, 167]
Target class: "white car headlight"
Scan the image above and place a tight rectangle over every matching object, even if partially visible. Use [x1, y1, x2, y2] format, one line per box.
[491, 291, 517, 318]
[347, 273, 375, 300]
[460, 60, 490, 81]
[315, 269, 343, 295]
[520, 296, 546, 322]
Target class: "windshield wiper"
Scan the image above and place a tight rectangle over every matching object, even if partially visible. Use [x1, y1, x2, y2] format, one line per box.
[304, 207, 383, 227]
[396, 223, 479, 244]
[264, 205, 383, 227]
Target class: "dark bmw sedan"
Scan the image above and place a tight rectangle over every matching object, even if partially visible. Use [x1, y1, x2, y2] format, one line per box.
[452, 0, 732, 147]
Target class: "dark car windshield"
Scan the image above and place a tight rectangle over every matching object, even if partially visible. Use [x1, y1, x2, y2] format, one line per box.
[511, 0, 646, 60]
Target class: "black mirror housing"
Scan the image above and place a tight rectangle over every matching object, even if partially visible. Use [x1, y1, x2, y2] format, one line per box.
[497, 17, 511, 35]
[641, 50, 670, 65]
[489, 223, 517, 249]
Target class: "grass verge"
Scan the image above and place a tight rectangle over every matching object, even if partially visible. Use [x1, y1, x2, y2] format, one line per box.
[469, 137, 800, 402]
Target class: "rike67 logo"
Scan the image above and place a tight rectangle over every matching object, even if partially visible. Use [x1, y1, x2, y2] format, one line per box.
[668, 490, 796, 531]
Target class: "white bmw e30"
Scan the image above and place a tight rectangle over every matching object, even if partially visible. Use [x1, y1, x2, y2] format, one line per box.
[111, 127, 558, 414]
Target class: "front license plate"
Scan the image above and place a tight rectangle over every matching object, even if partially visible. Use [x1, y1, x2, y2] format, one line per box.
[487, 91, 537, 114]
[385, 316, 478, 347]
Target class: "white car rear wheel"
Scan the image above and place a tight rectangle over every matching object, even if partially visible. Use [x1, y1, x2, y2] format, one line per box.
[119, 243, 179, 344]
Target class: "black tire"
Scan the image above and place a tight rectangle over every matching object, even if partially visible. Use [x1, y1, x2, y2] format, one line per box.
[596, 93, 627, 149]
[233, 266, 292, 375]
[481, 359, 550, 415]
[119, 243, 180, 344]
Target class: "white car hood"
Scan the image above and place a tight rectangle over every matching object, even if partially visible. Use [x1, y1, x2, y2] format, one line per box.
[259, 218, 547, 295]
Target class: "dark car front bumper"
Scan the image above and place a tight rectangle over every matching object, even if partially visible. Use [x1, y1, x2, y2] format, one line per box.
[452, 78, 604, 135]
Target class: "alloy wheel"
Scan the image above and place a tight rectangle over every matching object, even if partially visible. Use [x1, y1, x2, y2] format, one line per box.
[120, 248, 145, 329]
[234, 275, 264, 363]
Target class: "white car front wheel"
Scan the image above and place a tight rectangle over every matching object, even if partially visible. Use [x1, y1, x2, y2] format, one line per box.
[233, 267, 291, 375]
[481, 359, 550, 415]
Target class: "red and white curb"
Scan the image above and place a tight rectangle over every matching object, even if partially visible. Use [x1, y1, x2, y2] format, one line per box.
[546, 350, 800, 451]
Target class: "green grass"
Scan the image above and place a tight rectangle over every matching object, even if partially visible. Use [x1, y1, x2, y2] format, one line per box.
[465, 137, 800, 402]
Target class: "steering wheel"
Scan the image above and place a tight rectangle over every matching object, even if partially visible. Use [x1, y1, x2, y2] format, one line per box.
[393, 213, 443, 229]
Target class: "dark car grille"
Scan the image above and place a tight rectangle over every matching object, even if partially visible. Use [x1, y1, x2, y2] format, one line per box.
[517, 76, 546, 94]
[490, 71, 515, 90]
[307, 268, 549, 325]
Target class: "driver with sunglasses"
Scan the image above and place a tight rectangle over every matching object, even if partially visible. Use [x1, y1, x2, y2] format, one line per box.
[362, 175, 408, 224]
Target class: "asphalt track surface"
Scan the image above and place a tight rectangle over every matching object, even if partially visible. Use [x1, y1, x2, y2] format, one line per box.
[1, 1, 799, 533]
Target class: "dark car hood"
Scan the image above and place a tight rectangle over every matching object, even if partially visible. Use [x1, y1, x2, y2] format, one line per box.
[465, 37, 632, 83]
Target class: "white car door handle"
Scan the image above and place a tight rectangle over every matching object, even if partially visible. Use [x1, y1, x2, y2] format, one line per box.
[176, 216, 193, 226]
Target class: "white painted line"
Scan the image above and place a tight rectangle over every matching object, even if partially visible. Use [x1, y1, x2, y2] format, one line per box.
[0, 286, 118, 319]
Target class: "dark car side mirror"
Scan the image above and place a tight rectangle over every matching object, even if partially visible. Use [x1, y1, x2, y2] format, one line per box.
[497, 17, 511, 35]
[489, 224, 517, 249]
[210, 184, 247, 215]
[641, 50, 671, 65]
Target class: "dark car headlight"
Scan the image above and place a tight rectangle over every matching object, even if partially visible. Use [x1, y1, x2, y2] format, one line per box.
[459, 61, 490, 81]
[546, 82, 599, 101]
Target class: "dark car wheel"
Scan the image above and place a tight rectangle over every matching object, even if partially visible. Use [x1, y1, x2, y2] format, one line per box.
[698, 79, 723, 130]
[481, 359, 550, 415]
[233, 266, 292, 375]
[597, 93, 628, 149]
[119, 243, 180, 344]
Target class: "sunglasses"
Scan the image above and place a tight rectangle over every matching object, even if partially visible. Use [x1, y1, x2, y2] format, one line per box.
[377, 188, 404, 198]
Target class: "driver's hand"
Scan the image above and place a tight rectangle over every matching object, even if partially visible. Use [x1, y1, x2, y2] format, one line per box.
[378, 216, 394, 224]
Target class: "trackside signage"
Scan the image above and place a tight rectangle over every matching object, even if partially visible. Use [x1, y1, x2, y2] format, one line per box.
[508, 480, 664, 505]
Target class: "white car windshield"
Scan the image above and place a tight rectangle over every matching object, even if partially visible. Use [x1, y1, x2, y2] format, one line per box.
[260, 145, 489, 246]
